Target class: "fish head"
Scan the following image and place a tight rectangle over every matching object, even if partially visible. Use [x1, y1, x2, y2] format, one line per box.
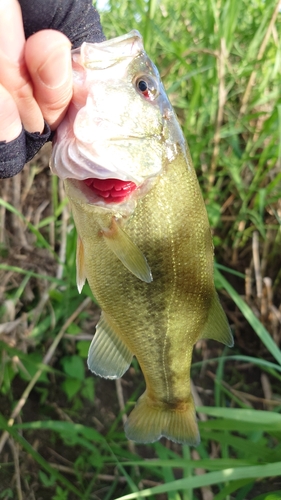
[51, 30, 184, 215]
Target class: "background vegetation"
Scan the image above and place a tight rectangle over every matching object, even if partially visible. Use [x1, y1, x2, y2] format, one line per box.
[0, 0, 281, 498]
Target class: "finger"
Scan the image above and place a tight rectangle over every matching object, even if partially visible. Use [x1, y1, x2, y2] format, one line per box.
[0, 0, 44, 133]
[25, 30, 73, 131]
[0, 83, 22, 142]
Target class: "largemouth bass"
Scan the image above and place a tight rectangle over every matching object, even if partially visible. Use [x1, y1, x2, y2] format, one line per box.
[51, 30, 233, 445]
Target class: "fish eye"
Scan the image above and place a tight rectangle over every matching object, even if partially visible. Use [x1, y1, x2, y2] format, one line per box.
[135, 75, 158, 101]
[138, 80, 148, 92]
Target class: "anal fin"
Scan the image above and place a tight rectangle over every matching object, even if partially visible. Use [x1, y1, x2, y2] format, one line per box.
[101, 217, 152, 283]
[87, 312, 133, 379]
[199, 293, 234, 347]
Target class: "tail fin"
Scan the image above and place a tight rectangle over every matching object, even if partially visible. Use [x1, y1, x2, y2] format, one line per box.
[124, 392, 200, 446]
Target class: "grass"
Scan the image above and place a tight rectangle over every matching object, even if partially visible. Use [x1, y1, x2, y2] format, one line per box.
[0, 0, 281, 498]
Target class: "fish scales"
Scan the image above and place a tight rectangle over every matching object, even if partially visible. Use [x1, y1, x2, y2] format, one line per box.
[52, 30, 233, 445]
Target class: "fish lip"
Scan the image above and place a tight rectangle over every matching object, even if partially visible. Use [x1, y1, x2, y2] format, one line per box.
[72, 30, 144, 70]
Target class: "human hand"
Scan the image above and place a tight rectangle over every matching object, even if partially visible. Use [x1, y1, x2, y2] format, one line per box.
[0, 0, 73, 143]
[0, 0, 104, 178]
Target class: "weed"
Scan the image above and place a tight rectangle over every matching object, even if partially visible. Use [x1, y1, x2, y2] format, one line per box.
[1, 0, 281, 498]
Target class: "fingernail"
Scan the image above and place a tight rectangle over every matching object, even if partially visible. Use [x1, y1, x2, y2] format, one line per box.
[38, 46, 71, 89]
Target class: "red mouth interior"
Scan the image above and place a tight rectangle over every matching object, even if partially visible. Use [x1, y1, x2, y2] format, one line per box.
[84, 178, 137, 203]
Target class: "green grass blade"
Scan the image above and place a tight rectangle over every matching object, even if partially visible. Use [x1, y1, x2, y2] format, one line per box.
[215, 269, 281, 366]
[191, 354, 281, 377]
[15, 420, 106, 443]
[213, 479, 254, 500]
[197, 406, 281, 424]
[114, 462, 281, 499]
[120, 458, 257, 470]
[0, 264, 64, 284]
[0, 198, 57, 256]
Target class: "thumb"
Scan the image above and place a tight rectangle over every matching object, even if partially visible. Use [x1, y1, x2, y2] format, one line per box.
[0, 83, 22, 142]
[25, 30, 73, 130]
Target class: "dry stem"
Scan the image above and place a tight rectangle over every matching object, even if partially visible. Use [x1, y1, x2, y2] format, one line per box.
[8, 438, 23, 500]
[239, 0, 281, 117]
[115, 379, 139, 472]
[252, 231, 263, 299]
[208, 38, 228, 189]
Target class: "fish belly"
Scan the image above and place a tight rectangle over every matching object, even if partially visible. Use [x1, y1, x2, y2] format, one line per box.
[69, 150, 216, 444]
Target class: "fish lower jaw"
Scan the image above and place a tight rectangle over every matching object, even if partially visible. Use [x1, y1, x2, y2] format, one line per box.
[65, 174, 159, 214]
[64, 177, 140, 216]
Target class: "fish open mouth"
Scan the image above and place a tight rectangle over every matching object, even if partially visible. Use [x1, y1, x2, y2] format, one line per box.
[83, 178, 137, 203]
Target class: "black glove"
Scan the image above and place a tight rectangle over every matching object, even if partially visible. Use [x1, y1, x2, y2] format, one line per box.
[0, 0, 105, 179]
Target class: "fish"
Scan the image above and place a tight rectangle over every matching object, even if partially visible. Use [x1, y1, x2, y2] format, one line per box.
[51, 30, 233, 446]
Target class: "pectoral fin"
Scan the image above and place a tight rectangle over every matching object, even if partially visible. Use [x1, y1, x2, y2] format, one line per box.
[76, 236, 86, 294]
[101, 217, 153, 283]
[199, 293, 234, 347]
[87, 312, 133, 379]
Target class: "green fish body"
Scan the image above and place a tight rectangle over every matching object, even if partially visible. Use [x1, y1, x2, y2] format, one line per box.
[52, 30, 233, 445]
